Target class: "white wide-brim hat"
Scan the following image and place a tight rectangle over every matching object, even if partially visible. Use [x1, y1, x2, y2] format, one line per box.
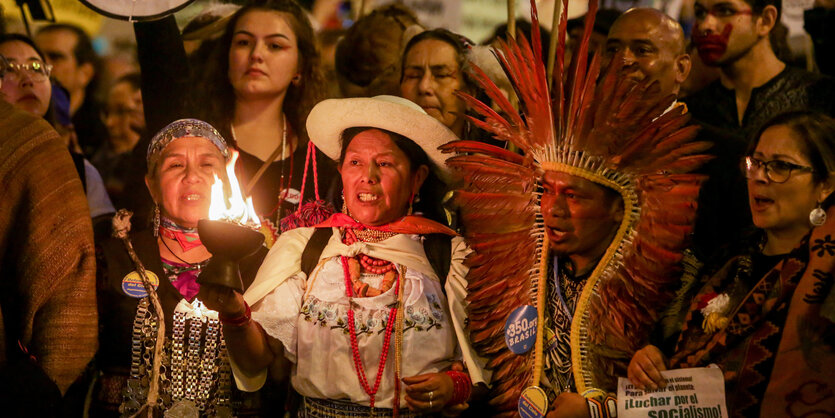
[306, 95, 459, 183]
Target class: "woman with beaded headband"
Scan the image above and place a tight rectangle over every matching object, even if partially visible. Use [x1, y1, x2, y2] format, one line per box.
[199, 95, 489, 416]
[441, 0, 712, 415]
[91, 119, 270, 417]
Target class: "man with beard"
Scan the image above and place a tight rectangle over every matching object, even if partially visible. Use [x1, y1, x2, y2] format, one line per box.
[684, 0, 835, 143]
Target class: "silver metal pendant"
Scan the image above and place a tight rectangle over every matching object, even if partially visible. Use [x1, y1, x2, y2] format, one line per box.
[164, 399, 199, 418]
[810, 207, 827, 227]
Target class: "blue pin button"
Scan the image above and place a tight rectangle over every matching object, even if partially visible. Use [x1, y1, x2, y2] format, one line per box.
[505, 305, 538, 354]
[121, 271, 159, 298]
[518, 386, 548, 418]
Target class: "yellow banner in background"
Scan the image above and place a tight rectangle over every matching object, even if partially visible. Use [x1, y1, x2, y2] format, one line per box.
[2, 0, 103, 36]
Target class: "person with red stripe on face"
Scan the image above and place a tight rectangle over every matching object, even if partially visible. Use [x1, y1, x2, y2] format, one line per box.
[683, 0, 835, 145]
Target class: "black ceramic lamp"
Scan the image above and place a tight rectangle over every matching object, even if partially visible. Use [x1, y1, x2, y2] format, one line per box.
[197, 219, 264, 293]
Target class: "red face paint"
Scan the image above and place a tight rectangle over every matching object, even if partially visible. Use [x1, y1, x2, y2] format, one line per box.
[540, 171, 622, 271]
[692, 24, 732, 65]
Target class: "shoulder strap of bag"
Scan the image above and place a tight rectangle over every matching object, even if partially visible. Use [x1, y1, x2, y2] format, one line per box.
[423, 233, 452, 287]
[301, 228, 333, 277]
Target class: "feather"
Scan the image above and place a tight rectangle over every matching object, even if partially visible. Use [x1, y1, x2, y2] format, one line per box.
[440, 140, 527, 164]
[446, 0, 712, 410]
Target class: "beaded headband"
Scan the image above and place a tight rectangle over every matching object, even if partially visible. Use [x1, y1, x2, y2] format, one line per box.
[147, 118, 230, 165]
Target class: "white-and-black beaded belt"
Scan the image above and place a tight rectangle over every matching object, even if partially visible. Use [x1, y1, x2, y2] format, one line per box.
[300, 397, 428, 418]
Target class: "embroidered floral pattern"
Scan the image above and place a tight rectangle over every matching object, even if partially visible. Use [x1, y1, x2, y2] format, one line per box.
[300, 295, 445, 335]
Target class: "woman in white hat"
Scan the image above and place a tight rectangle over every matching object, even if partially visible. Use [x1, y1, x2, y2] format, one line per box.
[200, 96, 488, 416]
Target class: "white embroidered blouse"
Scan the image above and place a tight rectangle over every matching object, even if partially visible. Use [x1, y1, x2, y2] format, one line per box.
[230, 227, 490, 408]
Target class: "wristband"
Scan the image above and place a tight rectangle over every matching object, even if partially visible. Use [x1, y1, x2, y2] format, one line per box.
[444, 370, 472, 405]
[585, 390, 617, 418]
[219, 301, 251, 327]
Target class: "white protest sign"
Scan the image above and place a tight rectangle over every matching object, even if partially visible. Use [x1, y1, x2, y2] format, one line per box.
[617, 367, 727, 418]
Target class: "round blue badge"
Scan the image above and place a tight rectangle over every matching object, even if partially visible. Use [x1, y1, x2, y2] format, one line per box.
[518, 386, 548, 418]
[122, 271, 159, 298]
[505, 305, 538, 354]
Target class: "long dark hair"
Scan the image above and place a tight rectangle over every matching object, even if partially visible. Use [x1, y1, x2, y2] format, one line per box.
[194, 0, 326, 144]
[339, 126, 449, 226]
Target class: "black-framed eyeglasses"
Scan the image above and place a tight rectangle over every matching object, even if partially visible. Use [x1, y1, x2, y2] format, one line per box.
[741, 156, 814, 183]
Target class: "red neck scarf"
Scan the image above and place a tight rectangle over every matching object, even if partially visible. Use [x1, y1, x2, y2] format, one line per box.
[159, 217, 203, 252]
[314, 213, 457, 237]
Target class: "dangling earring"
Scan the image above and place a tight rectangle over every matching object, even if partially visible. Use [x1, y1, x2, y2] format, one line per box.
[153, 205, 161, 236]
[341, 192, 350, 216]
[810, 202, 827, 226]
[292, 74, 301, 86]
[407, 192, 418, 216]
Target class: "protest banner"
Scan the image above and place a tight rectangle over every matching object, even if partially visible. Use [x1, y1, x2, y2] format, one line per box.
[617, 367, 727, 418]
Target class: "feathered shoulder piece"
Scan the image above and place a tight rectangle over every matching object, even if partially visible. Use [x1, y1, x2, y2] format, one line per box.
[442, 0, 711, 412]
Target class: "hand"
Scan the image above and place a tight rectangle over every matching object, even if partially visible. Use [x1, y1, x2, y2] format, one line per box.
[628, 344, 668, 390]
[403, 372, 454, 413]
[547, 392, 590, 418]
[197, 283, 246, 317]
[441, 362, 469, 416]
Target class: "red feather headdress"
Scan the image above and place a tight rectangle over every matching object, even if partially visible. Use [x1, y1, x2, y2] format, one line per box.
[442, 0, 711, 413]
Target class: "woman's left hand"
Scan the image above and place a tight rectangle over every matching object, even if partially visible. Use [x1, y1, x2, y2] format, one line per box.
[403, 372, 454, 413]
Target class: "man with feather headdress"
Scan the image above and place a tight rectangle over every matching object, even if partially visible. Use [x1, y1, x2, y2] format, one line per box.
[442, 0, 712, 416]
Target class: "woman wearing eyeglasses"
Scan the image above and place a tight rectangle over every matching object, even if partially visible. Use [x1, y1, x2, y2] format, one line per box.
[624, 110, 835, 416]
[0, 35, 54, 119]
[1, 34, 115, 233]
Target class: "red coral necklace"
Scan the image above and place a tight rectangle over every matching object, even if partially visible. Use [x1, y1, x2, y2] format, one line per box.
[341, 228, 401, 412]
[343, 229, 398, 296]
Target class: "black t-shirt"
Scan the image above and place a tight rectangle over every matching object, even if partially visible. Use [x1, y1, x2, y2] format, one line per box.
[236, 139, 340, 227]
[684, 66, 835, 144]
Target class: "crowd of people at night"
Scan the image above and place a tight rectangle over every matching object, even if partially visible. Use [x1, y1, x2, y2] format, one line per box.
[1, 0, 834, 416]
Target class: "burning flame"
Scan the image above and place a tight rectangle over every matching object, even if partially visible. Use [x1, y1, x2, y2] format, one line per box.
[208, 150, 261, 227]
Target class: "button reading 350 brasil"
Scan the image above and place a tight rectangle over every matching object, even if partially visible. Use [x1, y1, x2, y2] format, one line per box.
[505, 305, 537, 354]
